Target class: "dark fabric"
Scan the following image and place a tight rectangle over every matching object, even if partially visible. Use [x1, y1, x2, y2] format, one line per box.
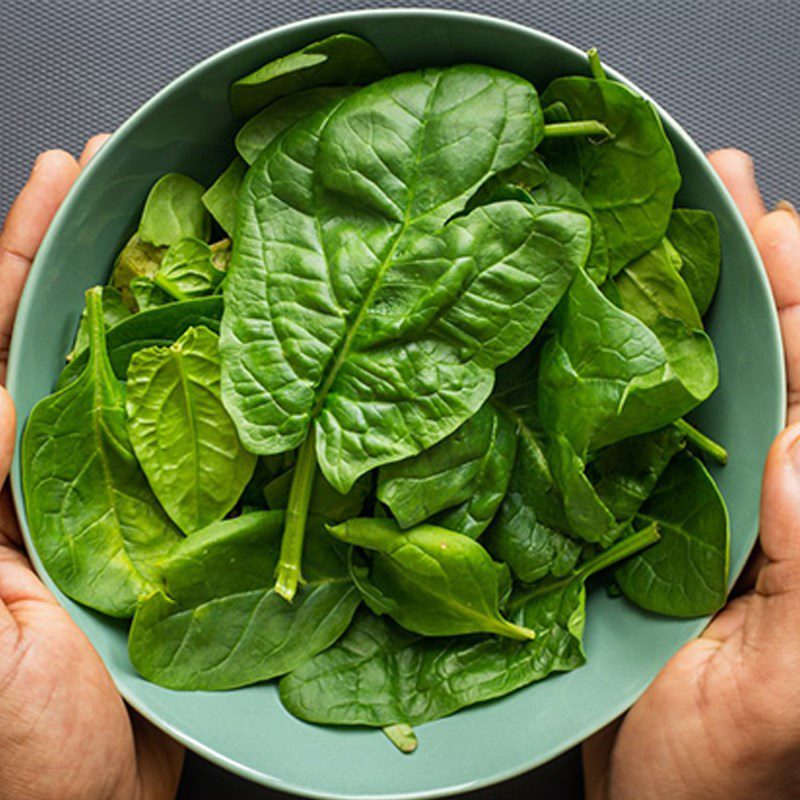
[1, 1, 797, 797]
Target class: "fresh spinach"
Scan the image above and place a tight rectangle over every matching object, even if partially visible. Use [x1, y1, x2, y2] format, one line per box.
[126, 326, 256, 533]
[66, 286, 131, 362]
[329, 518, 535, 640]
[615, 451, 729, 616]
[151, 237, 226, 300]
[201, 159, 247, 237]
[129, 511, 360, 689]
[22, 288, 182, 617]
[111, 234, 165, 310]
[138, 173, 211, 246]
[230, 33, 391, 117]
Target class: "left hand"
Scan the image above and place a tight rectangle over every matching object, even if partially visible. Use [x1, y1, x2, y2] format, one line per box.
[0, 139, 185, 800]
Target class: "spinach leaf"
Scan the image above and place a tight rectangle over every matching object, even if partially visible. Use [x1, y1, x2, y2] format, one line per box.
[201, 159, 247, 237]
[126, 326, 256, 534]
[377, 402, 516, 536]
[667, 209, 722, 316]
[222, 66, 589, 599]
[230, 33, 390, 117]
[264, 468, 371, 522]
[130, 277, 172, 312]
[111, 234, 165, 310]
[152, 237, 226, 300]
[280, 525, 658, 727]
[615, 451, 729, 616]
[22, 288, 182, 617]
[235, 86, 357, 165]
[539, 270, 714, 454]
[66, 286, 131, 362]
[58, 295, 224, 389]
[138, 173, 211, 246]
[128, 511, 360, 689]
[328, 518, 535, 640]
[587, 426, 686, 520]
[239, 452, 297, 508]
[541, 60, 680, 274]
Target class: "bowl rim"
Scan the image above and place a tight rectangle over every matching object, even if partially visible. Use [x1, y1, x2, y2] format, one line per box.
[6, 7, 786, 799]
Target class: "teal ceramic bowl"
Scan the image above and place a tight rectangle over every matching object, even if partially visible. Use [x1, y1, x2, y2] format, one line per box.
[7, 9, 785, 799]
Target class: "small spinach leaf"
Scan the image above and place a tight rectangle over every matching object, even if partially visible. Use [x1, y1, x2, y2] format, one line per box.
[615, 451, 729, 617]
[128, 512, 360, 689]
[111, 234, 165, 310]
[667, 208, 722, 316]
[126, 326, 256, 534]
[67, 286, 131, 362]
[230, 33, 390, 117]
[130, 277, 172, 312]
[201, 159, 247, 237]
[22, 288, 182, 617]
[138, 173, 211, 246]
[153, 237, 226, 300]
[328, 518, 535, 640]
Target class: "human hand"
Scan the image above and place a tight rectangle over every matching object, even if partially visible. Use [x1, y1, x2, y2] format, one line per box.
[583, 150, 800, 799]
[0, 142, 184, 800]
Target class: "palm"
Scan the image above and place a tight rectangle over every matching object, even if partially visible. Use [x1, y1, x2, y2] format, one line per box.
[0, 144, 183, 800]
[585, 151, 800, 799]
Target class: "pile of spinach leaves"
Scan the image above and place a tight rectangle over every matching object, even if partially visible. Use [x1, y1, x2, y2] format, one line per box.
[22, 36, 729, 753]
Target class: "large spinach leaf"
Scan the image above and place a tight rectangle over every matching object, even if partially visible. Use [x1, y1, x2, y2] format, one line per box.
[128, 511, 360, 689]
[615, 451, 729, 616]
[222, 65, 590, 598]
[667, 208, 722, 316]
[541, 55, 680, 274]
[280, 525, 658, 727]
[22, 288, 182, 617]
[328, 518, 535, 640]
[230, 33, 390, 117]
[58, 295, 224, 388]
[376, 401, 516, 537]
[126, 326, 256, 534]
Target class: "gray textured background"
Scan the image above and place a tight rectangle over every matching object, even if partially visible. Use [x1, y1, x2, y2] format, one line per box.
[2, 1, 798, 798]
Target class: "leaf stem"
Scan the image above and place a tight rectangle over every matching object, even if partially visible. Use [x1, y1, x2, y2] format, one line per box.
[508, 523, 660, 611]
[275, 430, 317, 602]
[587, 48, 606, 80]
[153, 273, 189, 301]
[673, 419, 728, 465]
[543, 120, 612, 139]
[383, 723, 418, 754]
[85, 287, 114, 379]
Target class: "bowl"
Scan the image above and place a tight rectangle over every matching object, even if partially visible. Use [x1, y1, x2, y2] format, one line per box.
[6, 9, 785, 799]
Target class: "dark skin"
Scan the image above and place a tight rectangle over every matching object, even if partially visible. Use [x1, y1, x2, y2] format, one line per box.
[0, 142, 797, 800]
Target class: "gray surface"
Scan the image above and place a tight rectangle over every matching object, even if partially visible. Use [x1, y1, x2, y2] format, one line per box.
[1, 1, 798, 798]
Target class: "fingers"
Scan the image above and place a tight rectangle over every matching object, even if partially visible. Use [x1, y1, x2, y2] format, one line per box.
[130, 710, 185, 800]
[757, 423, 800, 572]
[0, 386, 22, 550]
[78, 133, 111, 169]
[708, 148, 767, 232]
[751, 208, 800, 422]
[581, 718, 621, 800]
[0, 150, 80, 379]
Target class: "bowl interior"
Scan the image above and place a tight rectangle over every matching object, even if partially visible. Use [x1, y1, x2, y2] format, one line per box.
[6, 10, 784, 800]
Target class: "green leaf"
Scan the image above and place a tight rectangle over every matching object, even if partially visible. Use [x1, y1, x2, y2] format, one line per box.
[230, 33, 390, 117]
[58, 296, 224, 389]
[128, 512, 360, 689]
[126, 326, 256, 534]
[130, 277, 172, 312]
[201, 159, 247, 237]
[66, 286, 131, 362]
[667, 209, 721, 316]
[239, 451, 297, 508]
[615, 451, 729, 617]
[329, 518, 535, 640]
[279, 526, 658, 728]
[377, 402, 516, 537]
[110, 233, 166, 310]
[539, 270, 715, 454]
[541, 75, 681, 273]
[222, 66, 587, 599]
[138, 173, 211, 247]
[22, 288, 182, 617]
[235, 87, 357, 165]
[153, 237, 226, 299]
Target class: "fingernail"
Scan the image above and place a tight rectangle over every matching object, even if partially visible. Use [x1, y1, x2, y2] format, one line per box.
[32, 152, 46, 173]
[775, 200, 800, 223]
